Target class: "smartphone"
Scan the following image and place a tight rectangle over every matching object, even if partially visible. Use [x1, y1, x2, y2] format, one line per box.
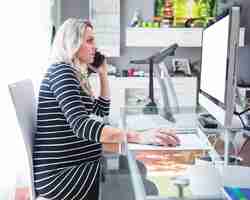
[88, 51, 105, 73]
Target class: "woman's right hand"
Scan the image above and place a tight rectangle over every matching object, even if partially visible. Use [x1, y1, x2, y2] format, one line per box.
[100, 127, 180, 147]
[127, 128, 180, 147]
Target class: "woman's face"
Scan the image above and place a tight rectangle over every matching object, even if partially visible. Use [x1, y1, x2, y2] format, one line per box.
[77, 26, 96, 64]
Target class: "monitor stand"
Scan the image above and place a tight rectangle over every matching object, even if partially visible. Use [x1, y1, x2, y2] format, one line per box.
[155, 62, 180, 123]
[143, 59, 159, 115]
[143, 101, 158, 115]
[199, 93, 243, 129]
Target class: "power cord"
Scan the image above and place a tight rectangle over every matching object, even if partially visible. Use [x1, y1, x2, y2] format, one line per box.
[237, 137, 250, 156]
[234, 108, 250, 131]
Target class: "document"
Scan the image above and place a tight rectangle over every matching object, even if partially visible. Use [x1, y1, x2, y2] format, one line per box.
[125, 113, 197, 131]
[128, 133, 209, 150]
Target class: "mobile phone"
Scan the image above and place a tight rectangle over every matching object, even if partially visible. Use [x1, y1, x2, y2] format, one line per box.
[88, 51, 105, 73]
[92, 51, 105, 68]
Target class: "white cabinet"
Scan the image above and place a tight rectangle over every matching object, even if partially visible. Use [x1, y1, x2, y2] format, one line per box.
[90, 76, 197, 123]
[58, 0, 120, 57]
[126, 27, 245, 47]
[171, 77, 197, 108]
[117, 77, 197, 108]
[90, 0, 120, 57]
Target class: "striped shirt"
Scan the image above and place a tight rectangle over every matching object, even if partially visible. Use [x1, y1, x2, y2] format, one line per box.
[33, 63, 110, 200]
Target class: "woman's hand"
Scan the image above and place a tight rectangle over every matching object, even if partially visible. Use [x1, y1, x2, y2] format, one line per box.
[89, 51, 108, 75]
[127, 128, 180, 147]
[97, 60, 108, 76]
[88, 59, 108, 75]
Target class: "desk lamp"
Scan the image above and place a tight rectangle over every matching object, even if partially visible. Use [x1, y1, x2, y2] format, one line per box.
[130, 44, 178, 122]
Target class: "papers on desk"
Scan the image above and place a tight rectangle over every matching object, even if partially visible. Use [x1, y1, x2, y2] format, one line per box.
[128, 133, 209, 150]
[126, 114, 172, 131]
[125, 114, 209, 150]
[125, 113, 197, 131]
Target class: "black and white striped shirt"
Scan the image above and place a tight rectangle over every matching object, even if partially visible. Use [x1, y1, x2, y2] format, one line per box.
[33, 63, 110, 200]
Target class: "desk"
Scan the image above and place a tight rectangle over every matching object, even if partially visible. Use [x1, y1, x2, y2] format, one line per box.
[98, 106, 250, 200]
[122, 107, 213, 199]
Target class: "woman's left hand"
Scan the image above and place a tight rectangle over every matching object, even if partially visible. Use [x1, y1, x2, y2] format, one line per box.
[88, 59, 108, 76]
[97, 60, 108, 76]
[89, 51, 108, 75]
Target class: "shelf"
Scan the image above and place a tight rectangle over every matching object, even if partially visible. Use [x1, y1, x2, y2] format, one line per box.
[126, 27, 245, 47]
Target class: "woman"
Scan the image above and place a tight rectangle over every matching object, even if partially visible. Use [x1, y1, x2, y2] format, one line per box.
[33, 18, 180, 200]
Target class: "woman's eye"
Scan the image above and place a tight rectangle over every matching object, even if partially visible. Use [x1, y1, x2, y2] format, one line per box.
[87, 38, 94, 43]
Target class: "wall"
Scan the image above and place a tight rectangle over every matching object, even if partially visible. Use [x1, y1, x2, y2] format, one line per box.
[237, 0, 250, 85]
[60, 0, 89, 22]
[110, 0, 201, 72]
[112, 0, 200, 71]
[59, 0, 250, 83]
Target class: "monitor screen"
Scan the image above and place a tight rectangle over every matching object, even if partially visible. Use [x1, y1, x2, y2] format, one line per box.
[199, 6, 241, 128]
[200, 15, 230, 105]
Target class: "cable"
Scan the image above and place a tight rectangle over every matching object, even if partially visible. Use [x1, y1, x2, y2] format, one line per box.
[237, 136, 250, 156]
[235, 108, 250, 130]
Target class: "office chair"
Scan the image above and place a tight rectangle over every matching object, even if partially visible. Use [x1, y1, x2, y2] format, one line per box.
[8, 79, 47, 200]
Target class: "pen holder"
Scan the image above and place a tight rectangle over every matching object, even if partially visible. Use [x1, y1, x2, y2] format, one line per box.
[171, 176, 190, 198]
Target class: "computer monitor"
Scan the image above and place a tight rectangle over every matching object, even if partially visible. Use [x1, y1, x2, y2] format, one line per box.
[199, 6, 242, 129]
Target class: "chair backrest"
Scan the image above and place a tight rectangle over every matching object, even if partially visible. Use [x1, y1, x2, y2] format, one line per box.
[8, 79, 37, 200]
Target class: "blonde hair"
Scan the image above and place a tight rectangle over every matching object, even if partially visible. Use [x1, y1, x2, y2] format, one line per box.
[50, 18, 94, 95]
[50, 18, 93, 65]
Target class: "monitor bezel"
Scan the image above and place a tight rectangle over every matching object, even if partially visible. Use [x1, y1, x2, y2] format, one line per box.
[198, 6, 241, 128]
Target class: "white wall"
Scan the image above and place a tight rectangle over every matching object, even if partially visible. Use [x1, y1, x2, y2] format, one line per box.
[0, 1, 51, 199]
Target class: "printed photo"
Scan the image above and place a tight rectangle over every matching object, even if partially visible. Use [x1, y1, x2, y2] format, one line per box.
[172, 58, 191, 76]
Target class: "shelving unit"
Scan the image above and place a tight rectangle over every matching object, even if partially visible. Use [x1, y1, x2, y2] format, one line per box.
[126, 27, 245, 47]
[90, 0, 120, 57]
[90, 76, 197, 124]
